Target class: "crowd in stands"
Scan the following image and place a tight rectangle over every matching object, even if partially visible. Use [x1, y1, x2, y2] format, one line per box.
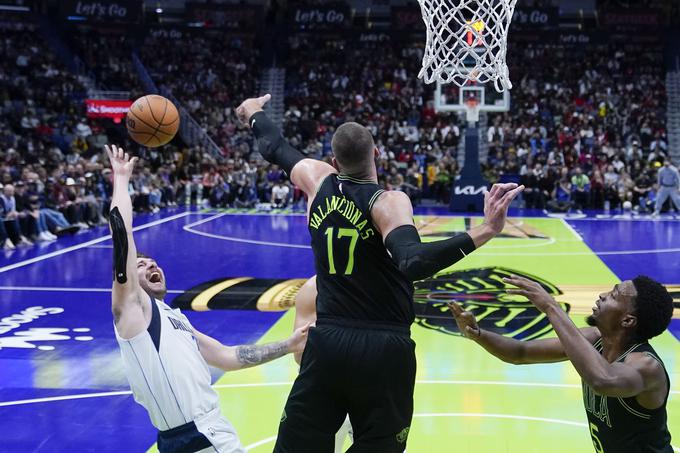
[282, 34, 461, 205]
[1, 8, 677, 251]
[485, 42, 670, 213]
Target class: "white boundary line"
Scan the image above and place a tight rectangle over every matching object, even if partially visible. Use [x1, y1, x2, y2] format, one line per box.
[0, 286, 184, 294]
[244, 436, 279, 451]
[242, 414, 588, 450]
[0, 212, 192, 274]
[243, 413, 680, 452]
[412, 412, 586, 427]
[560, 218, 583, 241]
[474, 247, 680, 256]
[1, 379, 677, 407]
[183, 212, 312, 249]
[201, 210, 680, 222]
[182, 213, 680, 255]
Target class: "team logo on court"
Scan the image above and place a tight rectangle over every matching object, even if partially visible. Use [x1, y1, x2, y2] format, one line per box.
[172, 269, 568, 341]
[0, 306, 94, 351]
[413, 267, 568, 340]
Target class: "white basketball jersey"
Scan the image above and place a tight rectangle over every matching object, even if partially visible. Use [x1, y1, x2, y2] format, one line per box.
[115, 297, 220, 430]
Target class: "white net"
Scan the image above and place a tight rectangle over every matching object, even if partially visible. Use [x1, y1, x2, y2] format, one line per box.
[417, 0, 518, 93]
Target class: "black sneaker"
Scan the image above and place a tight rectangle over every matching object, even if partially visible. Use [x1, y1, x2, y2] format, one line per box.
[54, 225, 81, 236]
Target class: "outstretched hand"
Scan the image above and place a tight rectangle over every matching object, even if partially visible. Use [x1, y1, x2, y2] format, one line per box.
[236, 94, 271, 127]
[105, 144, 138, 179]
[448, 302, 481, 339]
[483, 183, 524, 234]
[504, 275, 556, 313]
[286, 321, 312, 355]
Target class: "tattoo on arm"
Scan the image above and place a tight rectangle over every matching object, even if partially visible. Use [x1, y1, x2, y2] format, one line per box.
[235, 341, 288, 368]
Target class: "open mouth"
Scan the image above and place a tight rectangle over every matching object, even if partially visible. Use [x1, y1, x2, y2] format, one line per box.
[149, 272, 162, 284]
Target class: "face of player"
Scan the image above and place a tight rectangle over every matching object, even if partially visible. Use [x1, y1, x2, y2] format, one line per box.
[587, 280, 637, 333]
[136, 257, 167, 300]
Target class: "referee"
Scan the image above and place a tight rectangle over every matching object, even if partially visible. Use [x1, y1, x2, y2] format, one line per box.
[653, 159, 680, 216]
[237, 94, 523, 452]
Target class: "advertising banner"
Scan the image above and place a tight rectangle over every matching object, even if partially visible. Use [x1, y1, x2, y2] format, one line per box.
[85, 99, 132, 119]
[60, 0, 142, 23]
[288, 3, 350, 29]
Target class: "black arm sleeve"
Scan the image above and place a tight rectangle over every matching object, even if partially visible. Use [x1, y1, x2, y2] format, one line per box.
[250, 111, 305, 175]
[384, 225, 476, 282]
[109, 207, 128, 284]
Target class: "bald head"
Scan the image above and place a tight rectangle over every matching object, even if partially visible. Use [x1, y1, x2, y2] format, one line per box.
[331, 122, 375, 175]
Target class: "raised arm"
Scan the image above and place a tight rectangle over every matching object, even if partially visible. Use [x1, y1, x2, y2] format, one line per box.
[236, 94, 336, 197]
[107, 145, 150, 339]
[370, 183, 523, 281]
[449, 302, 600, 364]
[193, 323, 311, 372]
[505, 276, 664, 398]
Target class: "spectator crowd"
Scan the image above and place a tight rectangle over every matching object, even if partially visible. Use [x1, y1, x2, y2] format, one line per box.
[1, 8, 678, 251]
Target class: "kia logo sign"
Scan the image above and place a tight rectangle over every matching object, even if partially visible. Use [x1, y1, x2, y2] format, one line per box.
[85, 99, 133, 119]
[454, 185, 487, 195]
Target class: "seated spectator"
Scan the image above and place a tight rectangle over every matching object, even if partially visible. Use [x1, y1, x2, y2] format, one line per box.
[271, 180, 290, 209]
[548, 177, 573, 213]
[633, 170, 654, 213]
[0, 184, 32, 246]
[570, 167, 590, 211]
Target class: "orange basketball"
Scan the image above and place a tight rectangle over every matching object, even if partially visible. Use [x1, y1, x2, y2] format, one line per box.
[126, 95, 180, 147]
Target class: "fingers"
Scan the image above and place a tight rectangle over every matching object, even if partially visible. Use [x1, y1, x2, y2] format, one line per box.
[448, 302, 464, 316]
[488, 183, 519, 203]
[500, 185, 524, 208]
[503, 275, 533, 289]
[258, 93, 271, 106]
[488, 183, 500, 200]
[507, 288, 529, 297]
[130, 156, 139, 167]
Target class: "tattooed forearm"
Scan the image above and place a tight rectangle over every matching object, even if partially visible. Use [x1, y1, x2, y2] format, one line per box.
[235, 341, 289, 368]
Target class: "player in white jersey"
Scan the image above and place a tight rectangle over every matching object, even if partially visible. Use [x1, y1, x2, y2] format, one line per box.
[106, 145, 310, 453]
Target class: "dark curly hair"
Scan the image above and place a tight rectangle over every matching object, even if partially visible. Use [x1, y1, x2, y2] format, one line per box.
[631, 276, 674, 342]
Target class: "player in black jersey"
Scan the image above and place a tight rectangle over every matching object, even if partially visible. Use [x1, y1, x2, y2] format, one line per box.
[237, 94, 522, 452]
[451, 275, 674, 452]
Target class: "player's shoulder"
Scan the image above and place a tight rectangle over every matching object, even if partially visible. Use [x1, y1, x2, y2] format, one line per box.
[625, 349, 667, 387]
[625, 350, 665, 370]
[373, 190, 411, 208]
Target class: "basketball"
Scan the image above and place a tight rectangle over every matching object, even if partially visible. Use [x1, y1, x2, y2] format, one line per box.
[126, 95, 180, 147]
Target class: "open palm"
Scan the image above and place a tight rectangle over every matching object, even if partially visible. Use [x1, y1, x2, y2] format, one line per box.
[105, 144, 138, 178]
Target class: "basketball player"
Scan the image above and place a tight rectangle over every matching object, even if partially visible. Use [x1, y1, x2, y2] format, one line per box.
[236, 94, 523, 452]
[293, 276, 354, 452]
[450, 275, 673, 452]
[106, 145, 311, 453]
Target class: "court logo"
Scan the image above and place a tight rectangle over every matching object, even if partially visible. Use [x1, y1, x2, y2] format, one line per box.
[413, 267, 569, 340]
[173, 268, 569, 341]
[0, 306, 94, 351]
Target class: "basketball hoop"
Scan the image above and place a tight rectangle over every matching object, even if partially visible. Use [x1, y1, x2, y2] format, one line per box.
[464, 98, 481, 123]
[417, 0, 518, 93]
